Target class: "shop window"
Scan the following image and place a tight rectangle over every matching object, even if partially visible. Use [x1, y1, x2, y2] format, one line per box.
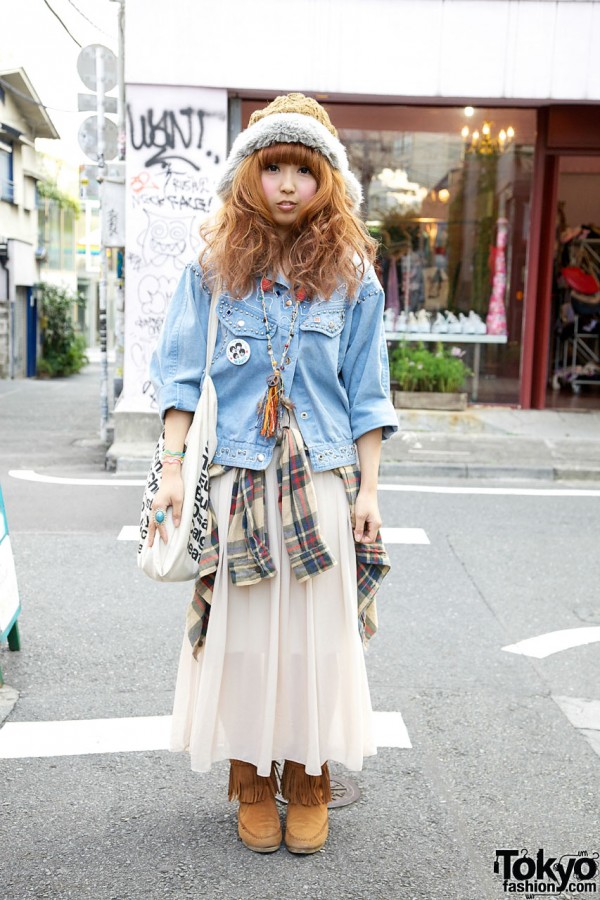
[337, 106, 536, 404]
[0, 144, 14, 202]
[240, 100, 537, 404]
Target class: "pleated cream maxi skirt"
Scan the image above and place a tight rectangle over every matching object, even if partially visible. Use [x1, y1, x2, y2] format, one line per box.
[169, 442, 377, 778]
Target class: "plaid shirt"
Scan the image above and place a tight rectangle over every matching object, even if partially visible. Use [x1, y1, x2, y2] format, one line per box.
[186, 426, 390, 656]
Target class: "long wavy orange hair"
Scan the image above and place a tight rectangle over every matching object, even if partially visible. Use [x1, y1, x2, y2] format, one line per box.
[199, 142, 377, 300]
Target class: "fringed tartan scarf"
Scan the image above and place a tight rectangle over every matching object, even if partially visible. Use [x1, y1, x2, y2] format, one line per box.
[185, 426, 390, 656]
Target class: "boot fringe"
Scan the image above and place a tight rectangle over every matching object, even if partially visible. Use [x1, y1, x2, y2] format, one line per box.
[281, 760, 332, 806]
[228, 759, 279, 803]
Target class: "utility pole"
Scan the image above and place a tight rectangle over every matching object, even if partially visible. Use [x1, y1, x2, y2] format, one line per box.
[77, 43, 118, 443]
[111, 0, 126, 400]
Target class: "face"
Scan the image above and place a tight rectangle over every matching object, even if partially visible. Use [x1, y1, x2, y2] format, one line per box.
[260, 161, 318, 235]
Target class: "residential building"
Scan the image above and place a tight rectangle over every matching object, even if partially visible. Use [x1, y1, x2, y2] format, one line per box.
[0, 68, 59, 378]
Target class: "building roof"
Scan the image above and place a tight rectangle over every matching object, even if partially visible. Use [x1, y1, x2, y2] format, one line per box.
[0, 67, 59, 140]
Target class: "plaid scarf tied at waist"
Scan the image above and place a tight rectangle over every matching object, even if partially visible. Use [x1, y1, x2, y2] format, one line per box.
[186, 425, 390, 655]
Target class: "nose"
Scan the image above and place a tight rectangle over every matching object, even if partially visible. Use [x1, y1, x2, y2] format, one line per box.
[280, 166, 296, 193]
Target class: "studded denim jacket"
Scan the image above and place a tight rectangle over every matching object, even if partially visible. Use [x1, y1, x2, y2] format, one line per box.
[150, 262, 398, 472]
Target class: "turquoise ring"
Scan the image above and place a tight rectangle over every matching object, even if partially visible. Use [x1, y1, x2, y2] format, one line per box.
[154, 508, 166, 525]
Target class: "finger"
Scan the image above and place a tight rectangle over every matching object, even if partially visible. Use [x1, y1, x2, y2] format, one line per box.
[172, 496, 183, 528]
[362, 520, 377, 543]
[354, 514, 366, 542]
[150, 505, 168, 544]
[148, 517, 156, 548]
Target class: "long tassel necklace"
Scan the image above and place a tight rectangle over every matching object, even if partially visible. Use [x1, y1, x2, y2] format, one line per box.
[257, 277, 306, 439]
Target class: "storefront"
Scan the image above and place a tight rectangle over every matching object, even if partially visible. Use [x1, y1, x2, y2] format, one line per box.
[122, 0, 600, 415]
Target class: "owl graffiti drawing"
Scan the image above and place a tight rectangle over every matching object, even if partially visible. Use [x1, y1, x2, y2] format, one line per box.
[137, 209, 198, 269]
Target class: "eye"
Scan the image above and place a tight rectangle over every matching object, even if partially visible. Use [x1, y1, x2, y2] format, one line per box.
[298, 166, 312, 175]
[265, 164, 279, 172]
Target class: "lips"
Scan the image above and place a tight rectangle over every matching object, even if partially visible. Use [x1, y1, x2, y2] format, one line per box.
[277, 202, 297, 211]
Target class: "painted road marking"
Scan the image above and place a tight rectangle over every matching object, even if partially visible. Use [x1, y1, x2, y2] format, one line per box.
[0, 716, 170, 758]
[380, 527, 429, 544]
[9, 470, 600, 497]
[502, 626, 600, 658]
[552, 695, 600, 761]
[552, 695, 600, 730]
[379, 484, 600, 497]
[119, 525, 429, 545]
[0, 711, 411, 759]
[373, 711, 412, 748]
[9, 469, 144, 487]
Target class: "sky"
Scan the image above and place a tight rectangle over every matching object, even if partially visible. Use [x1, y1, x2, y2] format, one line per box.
[1, 0, 119, 165]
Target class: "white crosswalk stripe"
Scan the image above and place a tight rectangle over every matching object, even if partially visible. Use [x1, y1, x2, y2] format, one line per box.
[0, 711, 412, 759]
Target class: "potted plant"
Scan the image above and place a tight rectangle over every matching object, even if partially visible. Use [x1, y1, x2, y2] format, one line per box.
[389, 342, 473, 410]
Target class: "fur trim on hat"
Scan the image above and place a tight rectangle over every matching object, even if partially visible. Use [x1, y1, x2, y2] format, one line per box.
[216, 112, 362, 211]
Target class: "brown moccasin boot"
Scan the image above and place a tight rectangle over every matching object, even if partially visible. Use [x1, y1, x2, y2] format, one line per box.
[228, 759, 281, 853]
[281, 760, 332, 854]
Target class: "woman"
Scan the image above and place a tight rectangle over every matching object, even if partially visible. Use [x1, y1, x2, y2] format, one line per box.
[148, 93, 398, 855]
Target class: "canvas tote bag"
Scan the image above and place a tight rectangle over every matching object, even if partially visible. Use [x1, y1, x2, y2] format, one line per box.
[137, 282, 220, 582]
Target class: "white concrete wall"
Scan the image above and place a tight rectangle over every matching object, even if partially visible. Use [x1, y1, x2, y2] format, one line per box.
[126, 0, 600, 103]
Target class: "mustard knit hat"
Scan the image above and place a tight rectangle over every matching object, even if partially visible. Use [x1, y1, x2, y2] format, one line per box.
[248, 92, 338, 137]
[215, 92, 362, 211]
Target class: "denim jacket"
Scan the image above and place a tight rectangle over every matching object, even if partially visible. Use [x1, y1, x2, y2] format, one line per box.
[150, 262, 398, 472]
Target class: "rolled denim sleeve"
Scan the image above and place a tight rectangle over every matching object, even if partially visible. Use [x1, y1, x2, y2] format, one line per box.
[149, 264, 210, 420]
[340, 267, 399, 442]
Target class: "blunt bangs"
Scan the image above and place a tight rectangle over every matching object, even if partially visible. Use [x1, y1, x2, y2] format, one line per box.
[257, 142, 326, 176]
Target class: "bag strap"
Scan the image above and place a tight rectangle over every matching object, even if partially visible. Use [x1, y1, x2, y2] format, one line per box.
[204, 277, 221, 380]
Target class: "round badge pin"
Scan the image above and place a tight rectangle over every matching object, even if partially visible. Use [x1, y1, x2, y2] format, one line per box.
[226, 339, 251, 365]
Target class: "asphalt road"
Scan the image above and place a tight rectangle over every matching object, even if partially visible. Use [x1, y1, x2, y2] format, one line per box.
[1, 367, 599, 900]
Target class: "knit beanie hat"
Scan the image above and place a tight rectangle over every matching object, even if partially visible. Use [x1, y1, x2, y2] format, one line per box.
[215, 92, 362, 211]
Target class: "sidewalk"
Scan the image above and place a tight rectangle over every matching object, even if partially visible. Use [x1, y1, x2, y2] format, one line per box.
[380, 406, 600, 480]
[1, 362, 599, 481]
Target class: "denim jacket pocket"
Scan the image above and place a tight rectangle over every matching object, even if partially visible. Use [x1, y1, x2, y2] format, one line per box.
[300, 306, 346, 337]
[217, 296, 277, 339]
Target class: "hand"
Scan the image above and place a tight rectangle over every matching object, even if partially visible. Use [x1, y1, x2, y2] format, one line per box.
[147, 468, 184, 547]
[353, 488, 381, 544]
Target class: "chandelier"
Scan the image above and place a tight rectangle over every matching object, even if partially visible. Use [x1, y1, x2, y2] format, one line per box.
[461, 121, 515, 155]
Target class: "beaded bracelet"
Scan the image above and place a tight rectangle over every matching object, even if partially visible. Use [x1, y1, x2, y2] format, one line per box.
[163, 449, 185, 457]
[162, 456, 184, 465]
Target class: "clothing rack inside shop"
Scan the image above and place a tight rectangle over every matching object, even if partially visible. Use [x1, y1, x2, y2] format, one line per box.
[553, 236, 600, 394]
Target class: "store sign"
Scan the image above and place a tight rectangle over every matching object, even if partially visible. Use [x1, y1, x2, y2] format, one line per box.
[102, 163, 126, 248]
[123, 85, 227, 410]
[0, 485, 20, 640]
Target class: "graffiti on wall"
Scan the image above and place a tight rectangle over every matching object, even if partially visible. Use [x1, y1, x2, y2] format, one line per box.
[124, 85, 227, 407]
